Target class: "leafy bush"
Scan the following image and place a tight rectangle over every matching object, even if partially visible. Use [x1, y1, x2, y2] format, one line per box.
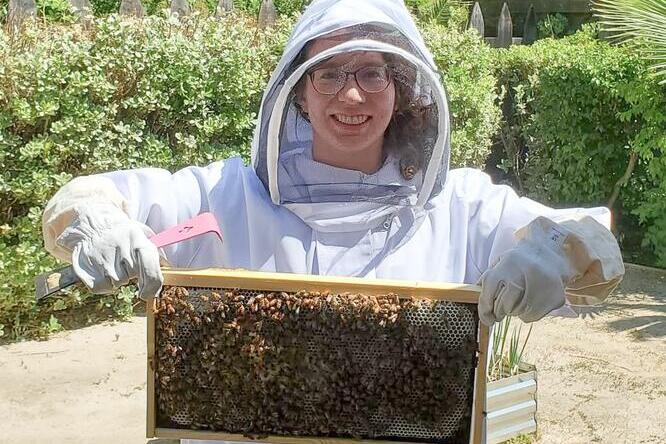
[495, 26, 666, 266]
[536, 13, 569, 39]
[0, 0, 75, 22]
[406, 0, 469, 29]
[192, 0, 308, 16]
[423, 24, 501, 168]
[0, 15, 499, 341]
[0, 14, 294, 340]
[90, 0, 120, 15]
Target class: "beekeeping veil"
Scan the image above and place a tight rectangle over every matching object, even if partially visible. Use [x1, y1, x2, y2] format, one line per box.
[251, 0, 450, 231]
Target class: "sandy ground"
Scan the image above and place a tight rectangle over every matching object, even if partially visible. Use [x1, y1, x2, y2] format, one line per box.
[1, 264, 664, 444]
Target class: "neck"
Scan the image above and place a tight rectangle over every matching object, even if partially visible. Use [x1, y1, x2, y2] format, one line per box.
[312, 136, 384, 174]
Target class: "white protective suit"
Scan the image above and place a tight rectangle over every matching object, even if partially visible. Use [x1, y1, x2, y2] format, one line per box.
[42, 0, 624, 442]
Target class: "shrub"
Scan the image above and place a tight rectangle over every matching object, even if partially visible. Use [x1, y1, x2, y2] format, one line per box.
[495, 26, 666, 266]
[423, 24, 501, 168]
[536, 13, 569, 39]
[0, 14, 294, 340]
[406, 0, 469, 29]
[0, 15, 499, 341]
[0, 0, 75, 22]
[90, 0, 120, 15]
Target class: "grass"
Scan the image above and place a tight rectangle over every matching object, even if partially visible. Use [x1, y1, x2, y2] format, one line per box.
[489, 316, 534, 381]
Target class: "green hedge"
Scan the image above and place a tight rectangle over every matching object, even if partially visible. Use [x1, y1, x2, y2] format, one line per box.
[496, 25, 666, 267]
[0, 15, 498, 341]
[422, 24, 500, 167]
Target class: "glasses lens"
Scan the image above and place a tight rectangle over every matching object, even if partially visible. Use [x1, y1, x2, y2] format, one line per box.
[357, 66, 390, 93]
[310, 66, 390, 95]
[311, 68, 344, 95]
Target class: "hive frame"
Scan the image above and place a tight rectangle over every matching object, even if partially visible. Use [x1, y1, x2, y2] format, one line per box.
[147, 268, 489, 444]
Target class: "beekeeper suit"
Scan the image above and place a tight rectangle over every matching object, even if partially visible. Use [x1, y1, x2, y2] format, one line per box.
[42, 0, 623, 442]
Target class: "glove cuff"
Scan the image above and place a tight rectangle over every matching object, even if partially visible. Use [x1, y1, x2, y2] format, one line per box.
[515, 217, 577, 284]
[43, 176, 132, 262]
[55, 202, 136, 254]
[515, 216, 625, 304]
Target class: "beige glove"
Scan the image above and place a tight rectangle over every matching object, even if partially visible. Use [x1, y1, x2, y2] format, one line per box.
[479, 216, 624, 326]
[56, 203, 163, 299]
[43, 176, 164, 299]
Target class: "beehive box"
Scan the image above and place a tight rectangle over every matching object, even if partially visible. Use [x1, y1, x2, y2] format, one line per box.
[147, 268, 489, 444]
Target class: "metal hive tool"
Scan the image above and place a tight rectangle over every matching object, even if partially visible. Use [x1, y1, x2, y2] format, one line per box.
[147, 269, 488, 444]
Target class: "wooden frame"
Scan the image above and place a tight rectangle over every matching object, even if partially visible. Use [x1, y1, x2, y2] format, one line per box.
[147, 268, 490, 444]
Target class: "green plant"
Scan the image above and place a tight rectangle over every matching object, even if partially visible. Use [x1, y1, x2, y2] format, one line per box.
[406, 0, 469, 29]
[0, 14, 500, 342]
[0, 14, 294, 342]
[593, 0, 666, 84]
[495, 27, 666, 267]
[0, 0, 74, 22]
[423, 24, 501, 168]
[234, 0, 307, 17]
[505, 434, 536, 444]
[537, 12, 569, 39]
[489, 316, 533, 381]
[90, 0, 120, 15]
[0, 0, 7, 23]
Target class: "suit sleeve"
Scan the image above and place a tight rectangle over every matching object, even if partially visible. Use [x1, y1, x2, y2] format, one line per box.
[456, 168, 623, 306]
[42, 160, 227, 263]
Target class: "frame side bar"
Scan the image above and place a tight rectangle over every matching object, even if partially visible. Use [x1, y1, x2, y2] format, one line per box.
[146, 297, 157, 438]
[470, 323, 490, 444]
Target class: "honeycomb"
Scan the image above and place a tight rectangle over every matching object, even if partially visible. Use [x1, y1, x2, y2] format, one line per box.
[154, 286, 480, 444]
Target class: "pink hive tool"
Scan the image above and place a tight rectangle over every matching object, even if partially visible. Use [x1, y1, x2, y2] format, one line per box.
[148, 212, 223, 249]
[35, 212, 223, 302]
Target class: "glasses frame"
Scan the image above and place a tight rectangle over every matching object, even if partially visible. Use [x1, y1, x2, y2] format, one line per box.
[307, 65, 393, 96]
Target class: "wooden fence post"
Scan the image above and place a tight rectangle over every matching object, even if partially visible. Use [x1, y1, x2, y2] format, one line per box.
[496, 2, 513, 48]
[523, 4, 537, 44]
[6, 0, 36, 33]
[216, 0, 234, 16]
[469, 2, 485, 38]
[258, 0, 277, 29]
[119, 0, 145, 18]
[170, 0, 191, 17]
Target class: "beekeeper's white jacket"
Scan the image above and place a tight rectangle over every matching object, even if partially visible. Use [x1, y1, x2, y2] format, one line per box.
[42, 0, 622, 442]
[44, 0, 618, 300]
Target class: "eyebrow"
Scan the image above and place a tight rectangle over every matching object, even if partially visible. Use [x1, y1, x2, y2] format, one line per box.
[317, 58, 386, 71]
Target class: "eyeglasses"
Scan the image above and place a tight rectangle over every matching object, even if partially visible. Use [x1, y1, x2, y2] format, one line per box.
[308, 65, 392, 95]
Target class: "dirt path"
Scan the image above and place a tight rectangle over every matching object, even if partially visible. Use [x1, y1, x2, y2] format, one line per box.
[1, 264, 664, 443]
[528, 264, 666, 444]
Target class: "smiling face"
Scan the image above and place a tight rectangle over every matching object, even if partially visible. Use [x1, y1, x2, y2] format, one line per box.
[299, 39, 396, 174]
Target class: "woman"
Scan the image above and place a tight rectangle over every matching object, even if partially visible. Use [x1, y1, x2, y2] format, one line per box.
[42, 3, 622, 440]
[43, 0, 622, 326]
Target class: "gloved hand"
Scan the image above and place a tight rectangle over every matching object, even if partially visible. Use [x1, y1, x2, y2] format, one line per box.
[478, 217, 576, 326]
[56, 203, 164, 300]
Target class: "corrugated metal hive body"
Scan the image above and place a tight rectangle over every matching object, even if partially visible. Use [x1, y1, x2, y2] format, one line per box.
[147, 268, 489, 444]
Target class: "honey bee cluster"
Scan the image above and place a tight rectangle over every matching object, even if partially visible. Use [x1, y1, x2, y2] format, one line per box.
[155, 286, 479, 443]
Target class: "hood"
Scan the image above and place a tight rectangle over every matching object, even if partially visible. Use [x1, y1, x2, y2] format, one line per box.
[250, 0, 451, 230]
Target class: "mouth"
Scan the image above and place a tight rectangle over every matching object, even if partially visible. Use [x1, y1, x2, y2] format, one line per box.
[332, 114, 371, 127]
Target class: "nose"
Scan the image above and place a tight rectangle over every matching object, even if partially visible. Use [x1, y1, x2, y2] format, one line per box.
[338, 75, 365, 104]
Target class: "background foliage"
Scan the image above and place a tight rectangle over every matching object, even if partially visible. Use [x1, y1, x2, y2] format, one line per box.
[1, 3, 664, 342]
[496, 25, 666, 267]
[0, 11, 498, 341]
[0, 14, 292, 340]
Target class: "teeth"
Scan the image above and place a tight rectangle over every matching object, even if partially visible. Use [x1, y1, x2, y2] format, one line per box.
[334, 114, 369, 125]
